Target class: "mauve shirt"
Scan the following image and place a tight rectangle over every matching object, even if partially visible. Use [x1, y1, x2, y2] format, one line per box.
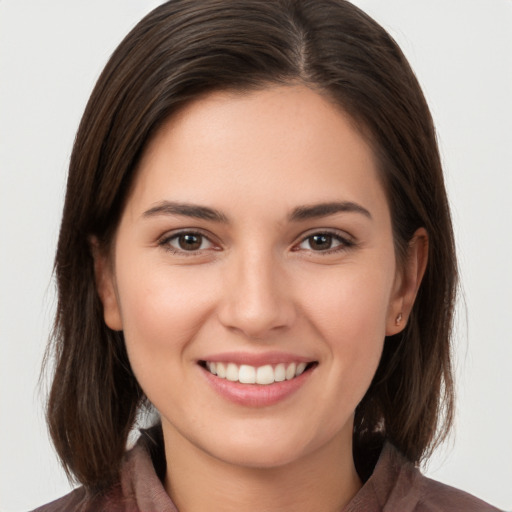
[33, 428, 501, 512]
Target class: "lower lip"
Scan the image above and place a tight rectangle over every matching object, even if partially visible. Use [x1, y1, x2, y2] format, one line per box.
[200, 365, 314, 407]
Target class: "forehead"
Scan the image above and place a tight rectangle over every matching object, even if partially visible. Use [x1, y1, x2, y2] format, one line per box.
[128, 85, 388, 222]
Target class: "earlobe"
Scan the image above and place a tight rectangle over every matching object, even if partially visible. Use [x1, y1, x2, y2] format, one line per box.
[386, 228, 429, 336]
[89, 237, 123, 331]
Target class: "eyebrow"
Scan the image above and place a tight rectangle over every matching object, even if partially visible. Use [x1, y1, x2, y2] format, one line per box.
[143, 201, 229, 223]
[142, 200, 371, 223]
[289, 201, 372, 221]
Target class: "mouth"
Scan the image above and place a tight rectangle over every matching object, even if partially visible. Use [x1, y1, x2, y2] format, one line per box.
[199, 360, 318, 385]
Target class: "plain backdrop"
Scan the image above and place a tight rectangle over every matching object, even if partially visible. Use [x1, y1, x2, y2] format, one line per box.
[1, 1, 511, 511]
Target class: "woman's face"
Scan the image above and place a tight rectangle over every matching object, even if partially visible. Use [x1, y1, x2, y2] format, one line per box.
[97, 85, 419, 469]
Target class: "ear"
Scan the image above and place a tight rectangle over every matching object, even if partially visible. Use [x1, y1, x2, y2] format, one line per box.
[89, 237, 123, 331]
[386, 228, 429, 336]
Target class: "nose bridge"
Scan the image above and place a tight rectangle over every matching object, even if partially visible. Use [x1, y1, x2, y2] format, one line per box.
[218, 243, 294, 339]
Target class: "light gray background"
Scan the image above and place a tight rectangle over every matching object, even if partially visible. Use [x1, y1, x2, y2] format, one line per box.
[1, 1, 511, 510]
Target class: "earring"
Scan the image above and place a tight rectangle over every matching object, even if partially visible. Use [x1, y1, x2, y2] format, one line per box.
[395, 313, 403, 326]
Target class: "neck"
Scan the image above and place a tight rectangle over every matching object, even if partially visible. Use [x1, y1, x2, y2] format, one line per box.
[162, 423, 362, 512]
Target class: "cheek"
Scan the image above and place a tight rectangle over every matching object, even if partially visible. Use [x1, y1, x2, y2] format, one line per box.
[298, 262, 393, 380]
[117, 247, 216, 329]
[114, 261, 216, 389]
[302, 261, 392, 333]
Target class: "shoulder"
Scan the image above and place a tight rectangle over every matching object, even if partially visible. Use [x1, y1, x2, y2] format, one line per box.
[30, 426, 168, 512]
[30, 485, 128, 512]
[30, 487, 87, 512]
[415, 475, 502, 512]
[355, 443, 501, 512]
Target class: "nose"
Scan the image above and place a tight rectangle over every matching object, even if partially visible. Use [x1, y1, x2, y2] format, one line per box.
[217, 248, 296, 340]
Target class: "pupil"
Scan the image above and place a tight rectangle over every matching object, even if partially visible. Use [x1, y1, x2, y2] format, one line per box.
[311, 234, 331, 250]
[179, 234, 201, 250]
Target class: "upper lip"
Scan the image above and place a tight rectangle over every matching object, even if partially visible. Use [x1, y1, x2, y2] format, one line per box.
[199, 351, 316, 367]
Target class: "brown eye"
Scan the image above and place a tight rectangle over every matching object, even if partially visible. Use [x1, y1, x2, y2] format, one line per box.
[163, 232, 214, 253]
[178, 233, 203, 250]
[308, 234, 333, 251]
[296, 232, 352, 253]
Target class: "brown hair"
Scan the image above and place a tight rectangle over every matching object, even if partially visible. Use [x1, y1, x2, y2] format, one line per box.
[46, 0, 456, 492]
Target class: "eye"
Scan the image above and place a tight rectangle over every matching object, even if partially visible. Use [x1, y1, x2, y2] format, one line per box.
[296, 232, 353, 253]
[161, 231, 215, 253]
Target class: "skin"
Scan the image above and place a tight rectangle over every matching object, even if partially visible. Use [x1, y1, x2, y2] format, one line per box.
[95, 85, 427, 512]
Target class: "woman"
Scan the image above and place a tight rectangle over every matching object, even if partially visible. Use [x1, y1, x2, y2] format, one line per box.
[33, 0, 500, 510]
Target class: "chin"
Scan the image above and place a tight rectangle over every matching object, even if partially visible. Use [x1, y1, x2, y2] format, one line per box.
[208, 438, 309, 470]
[199, 421, 343, 471]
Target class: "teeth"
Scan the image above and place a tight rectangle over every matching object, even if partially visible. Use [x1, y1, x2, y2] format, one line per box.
[256, 365, 274, 385]
[239, 364, 256, 384]
[204, 361, 310, 385]
[285, 362, 296, 380]
[274, 363, 286, 382]
[296, 362, 307, 376]
[226, 363, 238, 382]
[207, 362, 217, 375]
[216, 362, 226, 378]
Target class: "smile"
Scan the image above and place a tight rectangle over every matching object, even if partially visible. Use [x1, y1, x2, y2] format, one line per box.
[199, 357, 317, 406]
[201, 361, 315, 385]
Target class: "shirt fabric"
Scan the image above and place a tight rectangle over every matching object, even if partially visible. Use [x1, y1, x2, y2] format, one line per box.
[33, 427, 501, 512]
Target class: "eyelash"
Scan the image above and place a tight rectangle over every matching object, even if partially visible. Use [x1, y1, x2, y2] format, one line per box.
[158, 230, 355, 256]
[158, 230, 217, 255]
[294, 231, 355, 255]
